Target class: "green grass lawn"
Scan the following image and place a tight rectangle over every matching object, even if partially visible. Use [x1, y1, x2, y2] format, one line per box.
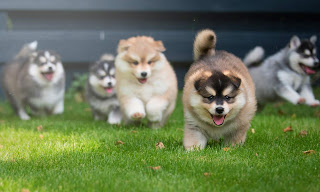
[0, 92, 319, 192]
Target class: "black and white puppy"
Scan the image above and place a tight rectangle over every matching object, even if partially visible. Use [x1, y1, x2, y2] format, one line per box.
[86, 54, 122, 124]
[244, 35, 319, 107]
[1, 41, 65, 120]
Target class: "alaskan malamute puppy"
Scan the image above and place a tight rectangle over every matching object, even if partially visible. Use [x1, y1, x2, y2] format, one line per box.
[85, 54, 122, 124]
[115, 36, 178, 128]
[1, 41, 65, 120]
[183, 29, 257, 150]
[243, 35, 319, 107]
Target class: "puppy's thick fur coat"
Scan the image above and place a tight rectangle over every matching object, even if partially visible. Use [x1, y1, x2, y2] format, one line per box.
[183, 29, 256, 150]
[86, 54, 122, 124]
[1, 41, 65, 120]
[243, 36, 319, 107]
[115, 36, 177, 128]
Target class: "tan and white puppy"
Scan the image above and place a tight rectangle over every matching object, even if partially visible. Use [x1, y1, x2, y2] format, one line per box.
[183, 29, 257, 150]
[115, 36, 177, 128]
[1, 41, 65, 120]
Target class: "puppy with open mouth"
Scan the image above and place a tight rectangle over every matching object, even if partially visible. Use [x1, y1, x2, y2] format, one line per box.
[1, 41, 65, 120]
[243, 35, 320, 107]
[183, 29, 257, 150]
[86, 54, 122, 124]
[115, 36, 177, 128]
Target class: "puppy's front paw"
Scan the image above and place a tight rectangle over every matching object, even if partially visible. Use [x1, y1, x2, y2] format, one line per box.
[309, 100, 320, 107]
[297, 98, 306, 104]
[130, 112, 145, 120]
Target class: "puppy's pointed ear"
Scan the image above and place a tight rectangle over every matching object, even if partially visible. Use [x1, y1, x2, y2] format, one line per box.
[231, 76, 241, 89]
[310, 35, 317, 44]
[289, 36, 301, 49]
[117, 39, 131, 53]
[154, 40, 166, 52]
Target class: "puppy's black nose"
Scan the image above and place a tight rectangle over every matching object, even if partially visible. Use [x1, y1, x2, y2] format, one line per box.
[108, 82, 112, 86]
[141, 72, 147, 77]
[215, 107, 224, 114]
[48, 66, 53, 71]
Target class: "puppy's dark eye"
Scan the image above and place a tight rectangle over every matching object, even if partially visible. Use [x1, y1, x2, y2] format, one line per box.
[99, 75, 105, 79]
[147, 61, 152, 65]
[132, 61, 139, 65]
[224, 95, 231, 101]
[207, 95, 215, 101]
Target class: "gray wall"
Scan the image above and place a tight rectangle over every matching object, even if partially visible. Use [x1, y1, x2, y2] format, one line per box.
[1, 0, 320, 95]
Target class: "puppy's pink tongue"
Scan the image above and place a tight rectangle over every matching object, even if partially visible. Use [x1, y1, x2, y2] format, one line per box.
[304, 66, 315, 74]
[212, 115, 225, 126]
[105, 87, 113, 93]
[44, 73, 54, 81]
[138, 78, 147, 84]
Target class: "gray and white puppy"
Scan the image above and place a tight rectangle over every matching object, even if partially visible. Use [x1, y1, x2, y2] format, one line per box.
[85, 54, 122, 124]
[243, 35, 319, 107]
[1, 41, 65, 120]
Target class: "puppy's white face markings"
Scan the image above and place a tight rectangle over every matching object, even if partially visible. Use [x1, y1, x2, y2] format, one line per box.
[289, 52, 305, 73]
[304, 49, 311, 56]
[104, 63, 109, 71]
[109, 68, 115, 76]
[44, 51, 51, 59]
[50, 56, 56, 62]
[39, 56, 46, 63]
[97, 70, 106, 77]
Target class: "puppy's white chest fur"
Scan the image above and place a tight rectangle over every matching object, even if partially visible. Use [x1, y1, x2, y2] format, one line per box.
[277, 70, 304, 90]
[120, 77, 168, 103]
[29, 86, 64, 108]
[90, 97, 119, 114]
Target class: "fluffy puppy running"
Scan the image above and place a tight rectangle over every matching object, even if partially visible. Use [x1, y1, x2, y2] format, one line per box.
[183, 29, 257, 150]
[1, 41, 65, 120]
[243, 35, 319, 107]
[115, 36, 177, 128]
[86, 54, 122, 124]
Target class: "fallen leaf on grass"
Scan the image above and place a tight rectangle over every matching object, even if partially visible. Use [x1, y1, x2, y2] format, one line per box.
[39, 134, 44, 139]
[21, 189, 30, 192]
[256, 153, 259, 158]
[74, 93, 84, 103]
[291, 113, 296, 119]
[0, 144, 3, 149]
[251, 129, 255, 134]
[223, 147, 230, 152]
[283, 126, 293, 133]
[149, 166, 161, 170]
[298, 130, 308, 137]
[277, 110, 285, 115]
[155, 142, 165, 150]
[131, 130, 137, 134]
[203, 172, 211, 177]
[303, 150, 316, 155]
[37, 125, 43, 131]
[115, 140, 124, 145]
[84, 108, 91, 112]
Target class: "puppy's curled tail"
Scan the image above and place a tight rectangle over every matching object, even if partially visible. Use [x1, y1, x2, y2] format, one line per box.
[193, 29, 217, 61]
[243, 46, 264, 67]
[100, 53, 115, 61]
